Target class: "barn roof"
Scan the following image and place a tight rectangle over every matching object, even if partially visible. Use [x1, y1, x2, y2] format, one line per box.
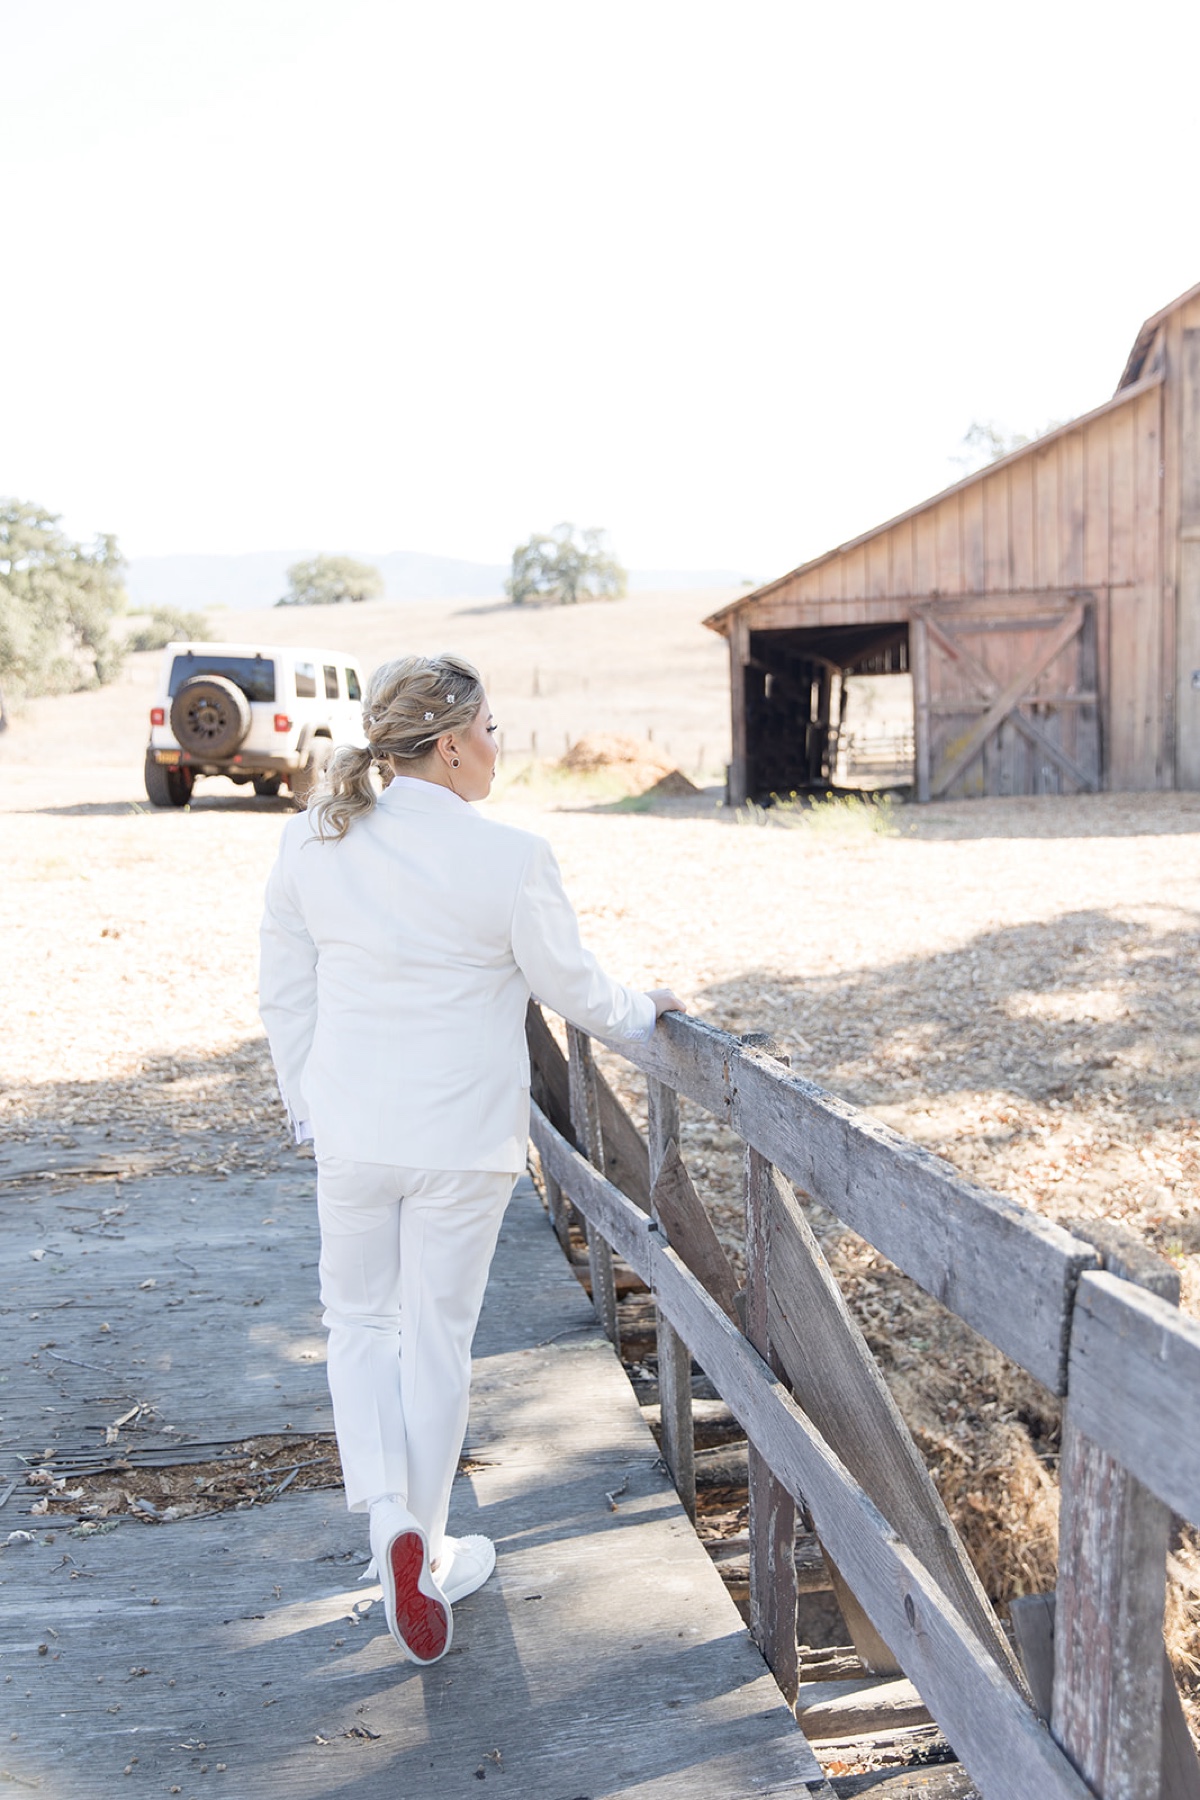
[705, 280, 1198, 638]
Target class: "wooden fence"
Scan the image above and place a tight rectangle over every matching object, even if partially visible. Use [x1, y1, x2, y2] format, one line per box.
[525, 1003, 1200, 1800]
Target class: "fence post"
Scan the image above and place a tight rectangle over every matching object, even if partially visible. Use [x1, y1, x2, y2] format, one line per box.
[529, 1055, 570, 1256]
[745, 1145, 800, 1706]
[1051, 1227, 1180, 1798]
[566, 1025, 619, 1346]
[647, 1073, 696, 1522]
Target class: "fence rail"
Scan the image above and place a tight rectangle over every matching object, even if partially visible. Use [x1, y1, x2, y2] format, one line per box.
[526, 1004, 1200, 1800]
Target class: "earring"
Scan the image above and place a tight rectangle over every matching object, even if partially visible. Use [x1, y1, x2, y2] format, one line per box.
[451, 757, 460, 767]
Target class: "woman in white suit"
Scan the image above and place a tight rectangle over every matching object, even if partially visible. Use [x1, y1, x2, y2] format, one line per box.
[259, 652, 681, 1667]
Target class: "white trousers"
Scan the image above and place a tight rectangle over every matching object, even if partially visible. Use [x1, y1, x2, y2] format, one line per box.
[316, 1157, 515, 1558]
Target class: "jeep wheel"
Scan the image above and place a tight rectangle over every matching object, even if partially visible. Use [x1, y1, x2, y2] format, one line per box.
[289, 737, 332, 806]
[144, 753, 195, 808]
[253, 774, 282, 797]
[170, 674, 251, 759]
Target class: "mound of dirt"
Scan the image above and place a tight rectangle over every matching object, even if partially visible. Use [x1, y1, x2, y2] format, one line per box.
[559, 733, 676, 776]
[640, 768, 701, 798]
[558, 733, 699, 798]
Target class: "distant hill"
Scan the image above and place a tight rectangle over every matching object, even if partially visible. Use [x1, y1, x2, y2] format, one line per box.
[127, 550, 754, 613]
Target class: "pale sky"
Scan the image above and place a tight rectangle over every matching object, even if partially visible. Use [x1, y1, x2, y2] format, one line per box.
[3, 0, 1199, 579]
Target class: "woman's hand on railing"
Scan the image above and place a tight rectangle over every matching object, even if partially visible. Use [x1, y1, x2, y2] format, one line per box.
[648, 987, 686, 1019]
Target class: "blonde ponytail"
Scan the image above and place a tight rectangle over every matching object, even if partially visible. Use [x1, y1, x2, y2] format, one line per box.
[310, 742, 376, 841]
[308, 652, 485, 842]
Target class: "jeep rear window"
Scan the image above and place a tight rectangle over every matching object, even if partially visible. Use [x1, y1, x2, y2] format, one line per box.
[324, 664, 339, 700]
[346, 668, 362, 701]
[295, 662, 317, 698]
[168, 654, 276, 703]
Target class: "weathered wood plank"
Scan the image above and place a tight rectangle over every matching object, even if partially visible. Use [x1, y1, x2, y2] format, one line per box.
[530, 1102, 652, 1284]
[929, 605, 1086, 797]
[0, 1157, 332, 1475]
[596, 1071, 652, 1212]
[891, 517, 914, 599]
[1065, 1219, 1180, 1303]
[729, 1042, 1098, 1393]
[911, 614, 932, 803]
[590, 1016, 1100, 1393]
[1083, 416, 1111, 590]
[1009, 456, 1036, 590]
[1034, 440, 1062, 589]
[567, 1025, 619, 1348]
[594, 1011, 733, 1121]
[1053, 1236, 1179, 1798]
[1, 1180, 828, 1800]
[936, 493, 963, 596]
[728, 615, 750, 806]
[962, 484, 985, 593]
[1063, 1272, 1200, 1530]
[650, 1142, 740, 1323]
[651, 1246, 1094, 1800]
[796, 1675, 930, 1740]
[982, 468, 1011, 593]
[1177, 328, 1200, 787]
[528, 999, 651, 1215]
[1052, 1419, 1170, 1796]
[706, 1528, 830, 1595]
[1060, 425, 1086, 588]
[1012, 1592, 1200, 1800]
[1010, 1592, 1058, 1718]
[829, 1766, 981, 1799]
[745, 1147, 799, 1704]
[647, 1076, 696, 1524]
[527, 999, 577, 1248]
[527, 997, 572, 1138]
[764, 1160, 1024, 1690]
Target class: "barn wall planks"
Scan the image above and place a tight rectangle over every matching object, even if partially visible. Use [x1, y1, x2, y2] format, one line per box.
[1177, 327, 1200, 787]
[1107, 587, 1163, 791]
[1034, 443, 1061, 590]
[1060, 429, 1086, 588]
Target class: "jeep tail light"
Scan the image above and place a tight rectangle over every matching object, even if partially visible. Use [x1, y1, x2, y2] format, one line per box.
[150, 707, 165, 727]
[274, 713, 292, 734]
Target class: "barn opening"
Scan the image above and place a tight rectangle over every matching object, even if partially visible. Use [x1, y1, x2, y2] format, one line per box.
[745, 623, 914, 799]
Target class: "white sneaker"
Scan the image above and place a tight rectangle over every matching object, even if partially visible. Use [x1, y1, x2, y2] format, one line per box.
[368, 1498, 452, 1665]
[435, 1535, 496, 1605]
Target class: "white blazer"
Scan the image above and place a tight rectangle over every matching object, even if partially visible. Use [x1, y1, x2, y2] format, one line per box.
[259, 778, 655, 1171]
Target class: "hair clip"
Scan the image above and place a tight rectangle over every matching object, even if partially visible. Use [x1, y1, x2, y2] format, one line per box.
[445, 693, 456, 704]
[423, 711, 434, 721]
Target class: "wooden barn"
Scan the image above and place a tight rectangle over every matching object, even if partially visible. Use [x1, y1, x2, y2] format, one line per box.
[708, 280, 1200, 804]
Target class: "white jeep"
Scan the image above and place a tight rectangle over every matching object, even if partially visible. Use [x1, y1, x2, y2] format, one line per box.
[144, 641, 367, 807]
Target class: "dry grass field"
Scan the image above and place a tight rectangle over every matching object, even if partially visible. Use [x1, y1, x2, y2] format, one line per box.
[3, 587, 1199, 1739]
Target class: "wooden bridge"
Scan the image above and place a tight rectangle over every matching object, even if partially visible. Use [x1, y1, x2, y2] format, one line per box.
[0, 1120, 827, 1797]
[527, 1004, 1200, 1800]
[2, 1003, 1198, 1798]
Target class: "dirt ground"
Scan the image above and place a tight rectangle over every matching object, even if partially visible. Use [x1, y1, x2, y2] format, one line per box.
[3, 590, 1199, 1734]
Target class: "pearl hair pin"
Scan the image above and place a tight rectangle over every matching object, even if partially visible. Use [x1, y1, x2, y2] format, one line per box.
[423, 712, 434, 721]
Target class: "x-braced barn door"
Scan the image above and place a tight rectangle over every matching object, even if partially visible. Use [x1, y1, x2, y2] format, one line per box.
[912, 596, 1100, 802]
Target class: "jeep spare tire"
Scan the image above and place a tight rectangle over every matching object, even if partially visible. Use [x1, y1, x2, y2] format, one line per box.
[170, 674, 252, 758]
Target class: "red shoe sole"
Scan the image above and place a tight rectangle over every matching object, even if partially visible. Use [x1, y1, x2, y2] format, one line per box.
[389, 1530, 449, 1663]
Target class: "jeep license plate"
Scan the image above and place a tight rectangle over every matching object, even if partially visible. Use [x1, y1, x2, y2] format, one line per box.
[157, 751, 181, 765]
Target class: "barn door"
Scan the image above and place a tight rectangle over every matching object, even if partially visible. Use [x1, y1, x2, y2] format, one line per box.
[913, 597, 1100, 802]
